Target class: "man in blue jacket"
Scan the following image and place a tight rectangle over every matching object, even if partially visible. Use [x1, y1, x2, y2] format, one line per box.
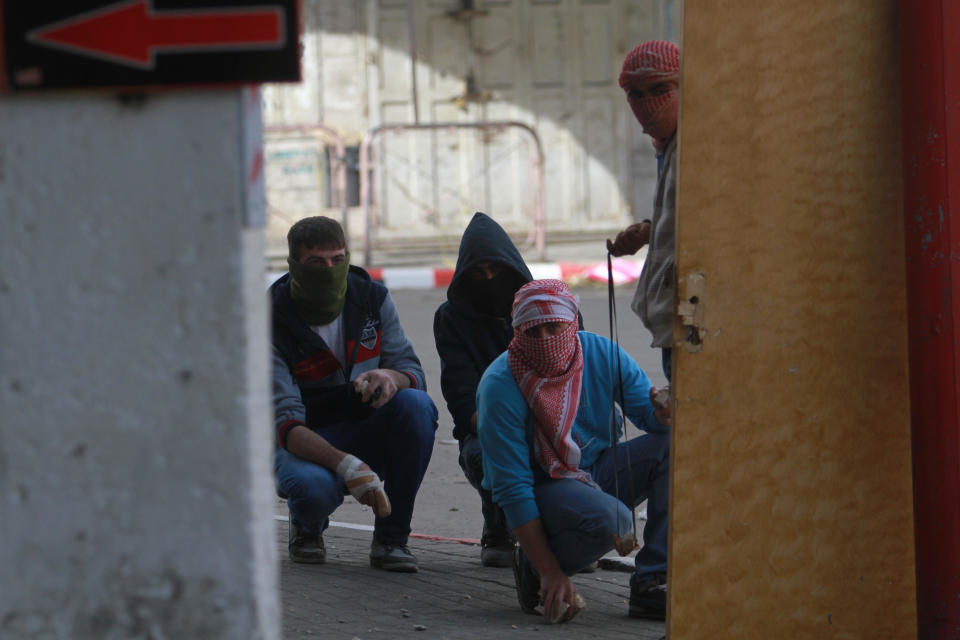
[478, 279, 670, 621]
[433, 212, 534, 567]
[271, 216, 437, 572]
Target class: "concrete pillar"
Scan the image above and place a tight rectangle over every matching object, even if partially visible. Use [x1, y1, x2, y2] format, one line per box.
[0, 90, 278, 639]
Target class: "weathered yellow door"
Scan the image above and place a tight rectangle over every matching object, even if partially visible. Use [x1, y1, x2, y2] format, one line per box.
[669, 2, 917, 638]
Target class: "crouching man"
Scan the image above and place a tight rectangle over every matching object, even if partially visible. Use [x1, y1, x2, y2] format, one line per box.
[271, 216, 437, 572]
[477, 280, 670, 621]
[433, 212, 534, 567]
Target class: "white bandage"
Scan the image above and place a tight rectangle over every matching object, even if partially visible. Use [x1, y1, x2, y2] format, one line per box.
[336, 454, 392, 516]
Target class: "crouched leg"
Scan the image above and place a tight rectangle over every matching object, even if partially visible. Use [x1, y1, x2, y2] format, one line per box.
[534, 478, 632, 575]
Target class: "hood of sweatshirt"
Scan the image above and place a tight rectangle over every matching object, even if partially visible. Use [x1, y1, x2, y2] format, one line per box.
[446, 212, 533, 319]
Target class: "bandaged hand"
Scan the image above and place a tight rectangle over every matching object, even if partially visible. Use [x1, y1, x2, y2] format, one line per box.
[336, 454, 392, 517]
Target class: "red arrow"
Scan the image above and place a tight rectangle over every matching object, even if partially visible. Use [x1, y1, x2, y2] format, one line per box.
[27, 0, 285, 69]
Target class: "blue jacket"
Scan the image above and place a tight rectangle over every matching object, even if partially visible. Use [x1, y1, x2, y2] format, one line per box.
[477, 331, 666, 529]
[271, 266, 426, 448]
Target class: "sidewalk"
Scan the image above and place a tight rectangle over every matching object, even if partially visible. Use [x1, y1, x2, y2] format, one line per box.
[277, 520, 666, 640]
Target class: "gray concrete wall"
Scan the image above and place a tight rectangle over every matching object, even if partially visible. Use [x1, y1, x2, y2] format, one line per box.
[0, 91, 278, 639]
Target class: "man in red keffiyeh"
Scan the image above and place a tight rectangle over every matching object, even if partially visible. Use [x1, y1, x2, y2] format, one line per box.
[508, 279, 592, 487]
[618, 40, 680, 151]
[477, 280, 672, 623]
[607, 40, 681, 382]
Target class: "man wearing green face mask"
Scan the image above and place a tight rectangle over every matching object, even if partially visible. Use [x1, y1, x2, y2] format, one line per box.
[271, 216, 438, 573]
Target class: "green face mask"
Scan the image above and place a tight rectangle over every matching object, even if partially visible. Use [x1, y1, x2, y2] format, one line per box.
[287, 251, 350, 325]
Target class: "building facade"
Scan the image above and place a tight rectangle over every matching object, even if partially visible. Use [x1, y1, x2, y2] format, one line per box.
[262, 0, 676, 264]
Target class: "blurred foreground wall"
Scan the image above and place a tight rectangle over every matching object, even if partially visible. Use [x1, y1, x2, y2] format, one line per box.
[0, 91, 278, 640]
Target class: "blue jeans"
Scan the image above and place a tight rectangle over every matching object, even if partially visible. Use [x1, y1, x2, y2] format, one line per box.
[534, 432, 669, 586]
[274, 389, 438, 546]
[459, 434, 510, 539]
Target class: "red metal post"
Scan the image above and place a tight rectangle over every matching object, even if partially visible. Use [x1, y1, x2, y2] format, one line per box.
[900, 2, 960, 637]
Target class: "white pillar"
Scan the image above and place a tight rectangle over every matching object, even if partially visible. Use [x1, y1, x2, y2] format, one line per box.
[0, 90, 278, 639]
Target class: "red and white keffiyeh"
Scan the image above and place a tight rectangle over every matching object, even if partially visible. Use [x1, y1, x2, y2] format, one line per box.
[508, 280, 594, 485]
[619, 40, 680, 150]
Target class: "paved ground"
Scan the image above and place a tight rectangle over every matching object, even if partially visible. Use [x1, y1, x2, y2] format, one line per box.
[277, 522, 665, 640]
[274, 284, 667, 639]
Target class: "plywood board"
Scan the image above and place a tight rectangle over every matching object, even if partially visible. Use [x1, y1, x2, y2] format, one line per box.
[669, 2, 917, 638]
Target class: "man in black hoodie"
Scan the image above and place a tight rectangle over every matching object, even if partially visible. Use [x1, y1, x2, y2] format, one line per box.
[433, 212, 533, 567]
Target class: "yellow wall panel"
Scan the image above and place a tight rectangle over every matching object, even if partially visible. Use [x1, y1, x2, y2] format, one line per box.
[669, 2, 916, 638]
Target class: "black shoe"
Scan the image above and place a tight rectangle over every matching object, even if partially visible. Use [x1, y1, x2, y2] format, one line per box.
[578, 561, 598, 574]
[511, 546, 541, 614]
[288, 519, 326, 564]
[480, 528, 515, 568]
[629, 572, 667, 620]
[369, 539, 419, 573]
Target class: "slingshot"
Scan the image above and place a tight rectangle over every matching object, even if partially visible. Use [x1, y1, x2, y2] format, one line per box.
[607, 252, 641, 556]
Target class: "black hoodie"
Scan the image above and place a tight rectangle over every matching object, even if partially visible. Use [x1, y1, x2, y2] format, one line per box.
[433, 212, 533, 440]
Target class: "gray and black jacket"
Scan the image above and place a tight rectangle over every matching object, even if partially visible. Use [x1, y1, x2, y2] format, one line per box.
[632, 134, 677, 348]
[271, 266, 426, 448]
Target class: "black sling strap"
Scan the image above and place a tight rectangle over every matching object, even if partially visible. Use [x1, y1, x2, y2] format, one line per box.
[607, 252, 639, 555]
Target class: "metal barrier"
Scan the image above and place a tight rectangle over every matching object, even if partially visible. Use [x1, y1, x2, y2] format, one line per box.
[263, 124, 350, 238]
[359, 121, 546, 266]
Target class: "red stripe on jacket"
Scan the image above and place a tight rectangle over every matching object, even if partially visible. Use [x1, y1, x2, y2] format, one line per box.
[293, 350, 341, 381]
[277, 420, 304, 448]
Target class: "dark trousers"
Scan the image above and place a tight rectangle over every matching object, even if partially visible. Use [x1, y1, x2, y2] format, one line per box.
[459, 433, 510, 540]
[274, 389, 437, 545]
[536, 432, 670, 584]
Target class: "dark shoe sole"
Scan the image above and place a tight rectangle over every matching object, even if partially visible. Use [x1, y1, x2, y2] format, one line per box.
[289, 551, 326, 564]
[370, 557, 419, 573]
[628, 604, 666, 621]
[481, 546, 514, 568]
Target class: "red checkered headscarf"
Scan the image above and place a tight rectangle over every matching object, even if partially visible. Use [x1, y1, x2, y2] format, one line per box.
[619, 40, 680, 149]
[508, 280, 594, 485]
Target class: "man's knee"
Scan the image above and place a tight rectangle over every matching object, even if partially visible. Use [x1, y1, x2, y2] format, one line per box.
[538, 480, 631, 540]
[387, 389, 438, 441]
[280, 465, 341, 512]
[569, 501, 629, 540]
[648, 432, 670, 473]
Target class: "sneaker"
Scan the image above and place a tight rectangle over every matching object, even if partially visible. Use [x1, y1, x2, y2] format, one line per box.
[288, 518, 325, 564]
[480, 528, 515, 568]
[369, 538, 419, 573]
[511, 546, 541, 614]
[629, 572, 667, 620]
